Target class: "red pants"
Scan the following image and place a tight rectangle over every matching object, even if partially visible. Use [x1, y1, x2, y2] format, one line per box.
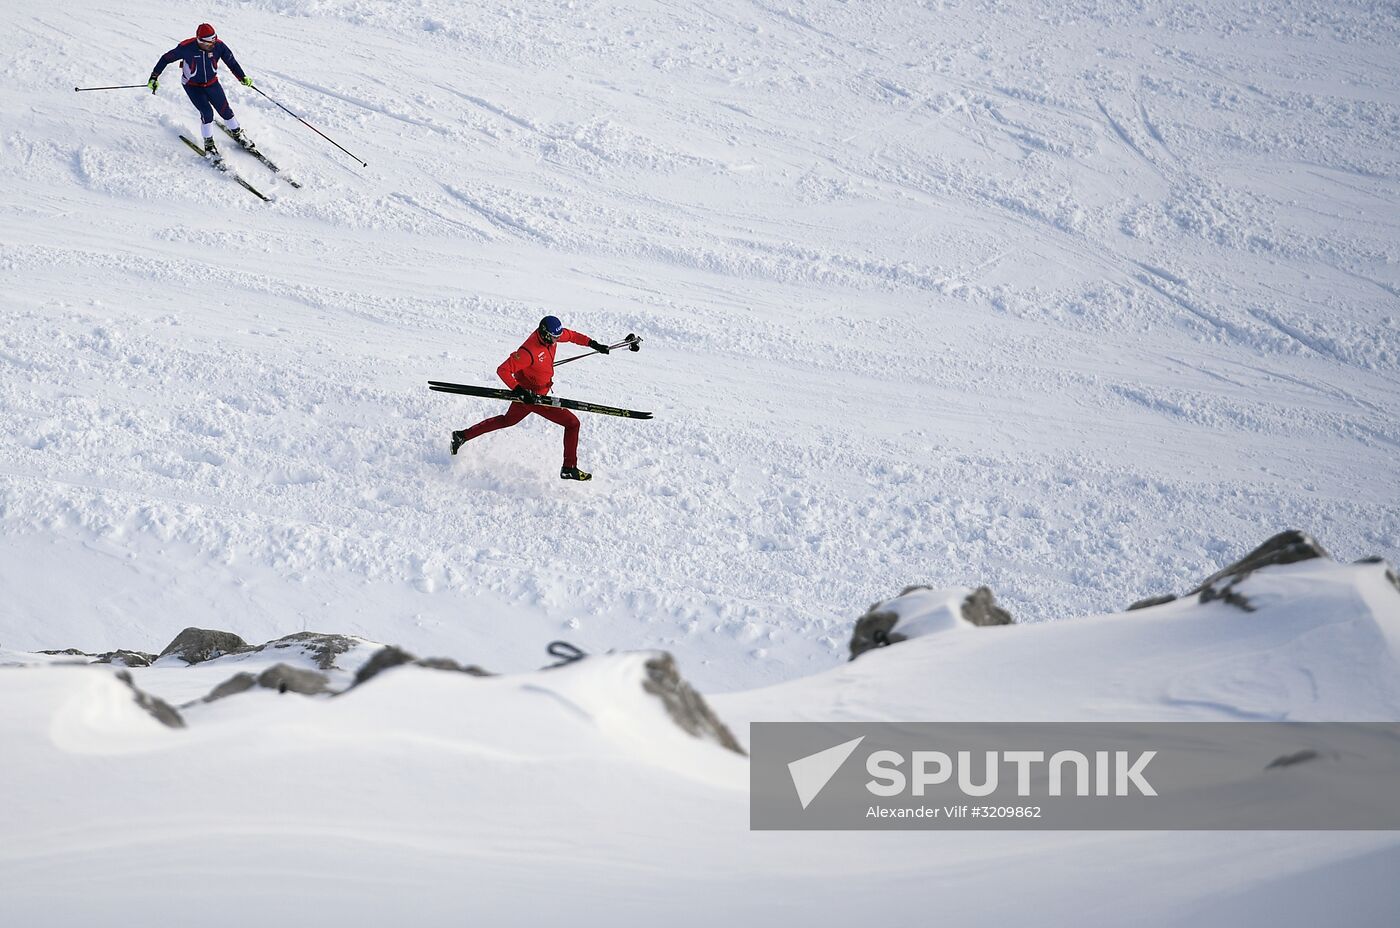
[461, 403, 580, 467]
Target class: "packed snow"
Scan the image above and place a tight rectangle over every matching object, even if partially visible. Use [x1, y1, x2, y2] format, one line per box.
[2, 0, 1399, 924]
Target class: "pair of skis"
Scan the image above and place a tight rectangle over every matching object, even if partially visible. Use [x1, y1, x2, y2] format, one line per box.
[430, 334, 650, 420]
[428, 382, 653, 420]
[178, 122, 300, 201]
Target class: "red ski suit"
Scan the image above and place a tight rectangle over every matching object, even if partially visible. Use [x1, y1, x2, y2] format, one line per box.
[459, 328, 594, 467]
[496, 328, 592, 395]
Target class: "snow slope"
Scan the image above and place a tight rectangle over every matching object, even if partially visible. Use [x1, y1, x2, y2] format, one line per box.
[4, 2, 1400, 921]
[2, 0, 1398, 692]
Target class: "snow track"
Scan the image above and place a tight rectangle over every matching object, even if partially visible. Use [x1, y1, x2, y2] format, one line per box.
[2, 0, 1398, 694]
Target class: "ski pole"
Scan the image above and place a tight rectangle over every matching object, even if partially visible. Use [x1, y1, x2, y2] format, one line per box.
[249, 84, 367, 167]
[74, 84, 149, 92]
[556, 333, 643, 366]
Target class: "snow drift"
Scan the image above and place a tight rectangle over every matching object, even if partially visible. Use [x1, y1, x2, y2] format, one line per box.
[4, 532, 1400, 924]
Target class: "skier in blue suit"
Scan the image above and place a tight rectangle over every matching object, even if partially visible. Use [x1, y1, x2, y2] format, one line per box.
[148, 23, 256, 158]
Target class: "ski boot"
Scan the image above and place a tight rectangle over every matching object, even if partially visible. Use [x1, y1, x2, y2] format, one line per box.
[203, 137, 222, 162]
[560, 466, 592, 481]
[229, 127, 257, 152]
[450, 430, 467, 456]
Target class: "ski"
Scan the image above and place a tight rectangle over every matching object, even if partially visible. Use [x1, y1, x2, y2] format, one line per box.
[178, 134, 270, 202]
[215, 122, 303, 188]
[428, 382, 654, 420]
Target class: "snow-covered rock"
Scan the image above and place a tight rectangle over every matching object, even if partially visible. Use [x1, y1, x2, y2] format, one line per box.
[849, 585, 1013, 658]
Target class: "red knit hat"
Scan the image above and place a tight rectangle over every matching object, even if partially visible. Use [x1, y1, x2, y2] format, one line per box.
[196, 23, 217, 40]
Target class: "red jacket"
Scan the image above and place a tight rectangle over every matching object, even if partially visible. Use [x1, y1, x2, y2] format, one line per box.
[496, 328, 591, 395]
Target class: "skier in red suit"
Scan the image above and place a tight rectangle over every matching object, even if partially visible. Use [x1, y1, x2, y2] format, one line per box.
[452, 316, 611, 480]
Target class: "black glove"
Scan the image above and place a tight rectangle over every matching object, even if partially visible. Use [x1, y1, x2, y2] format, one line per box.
[511, 386, 539, 404]
[588, 339, 611, 355]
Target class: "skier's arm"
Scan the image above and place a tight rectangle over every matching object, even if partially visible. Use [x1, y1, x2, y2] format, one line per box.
[149, 46, 181, 82]
[560, 328, 592, 347]
[217, 43, 248, 83]
[497, 349, 528, 388]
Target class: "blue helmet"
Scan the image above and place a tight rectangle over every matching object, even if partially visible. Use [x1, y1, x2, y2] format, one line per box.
[539, 315, 563, 339]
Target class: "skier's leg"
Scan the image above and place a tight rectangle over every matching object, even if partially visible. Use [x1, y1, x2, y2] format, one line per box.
[183, 85, 215, 138]
[533, 407, 581, 468]
[460, 402, 531, 444]
[208, 82, 238, 129]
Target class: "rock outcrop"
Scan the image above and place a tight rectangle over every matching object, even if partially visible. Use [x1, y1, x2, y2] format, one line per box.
[115, 670, 184, 728]
[642, 653, 745, 756]
[350, 645, 490, 688]
[96, 650, 156, 668]
[850, 585, 1013, 659]
[202, 664, 332, 703]
[1128, 530, 1330, 612]
[158, 628, 253, 665]
[961, 586, 1015, 627]
[252, 632, 361, 671]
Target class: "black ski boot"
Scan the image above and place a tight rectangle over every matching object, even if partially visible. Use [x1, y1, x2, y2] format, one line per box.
[450, 430, 467, 456]
[229, 127, 257, 151]
[560, 466, 592, 481]
[203, 137, 221, 161]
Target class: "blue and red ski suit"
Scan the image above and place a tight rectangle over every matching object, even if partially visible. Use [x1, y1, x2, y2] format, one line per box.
[150, 38, 247, 127]
[459, 328, 594, 468]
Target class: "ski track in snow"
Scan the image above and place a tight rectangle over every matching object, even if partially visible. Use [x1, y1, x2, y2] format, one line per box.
[1, 0, 1399, 694]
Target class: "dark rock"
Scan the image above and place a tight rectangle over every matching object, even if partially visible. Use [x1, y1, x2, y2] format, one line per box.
[114, 670, 184, 728]
[201, 665, 332, 703]
[1266, 750, 1324, 770]
[37, 648, 156, 667]
[257, 632, 360, 671]
[351, 646, 418, 686]
[1198, 579, 1255, 613]
[1128, 530, 1329, 613]
[350, 646, 491, 688]
[850, 586, 1012, 659]
[257, 664, 330, 695]
[204, 673, 257, 703]
[961, 586, 1013, 627]
[641, 653, 745, 756]
[95, 650, 155, 668]
[849, 610, 904, 660]
[1127, 594, 1178, 611]
[1186, 530, 1328, 597]
[417, 656, 491, 676]
[158, 628, 252, 665]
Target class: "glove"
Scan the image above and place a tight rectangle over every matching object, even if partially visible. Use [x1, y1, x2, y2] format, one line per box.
[511, 386, 539, 405]
[587, 339, 611, 355]
[241, 76, 254, 87]
[147, 78, 158, 94]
